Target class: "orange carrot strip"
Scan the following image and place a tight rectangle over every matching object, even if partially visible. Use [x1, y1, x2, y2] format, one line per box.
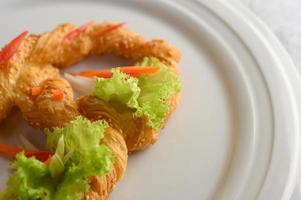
[31, 86, 42, 96]
[119, 66, 160, 75]
[0, 144, 23, 157]
[76, 69, 112, 78]
[0, 31, 28, 67]
[0, 144, 53, 162]
[52, 89, 65, 101]
[94, 22, 125, 36]
[63, 21, 94, 44]
[74, 66, 160, 78]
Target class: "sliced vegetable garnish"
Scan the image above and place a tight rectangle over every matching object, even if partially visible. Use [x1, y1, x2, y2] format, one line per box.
[48, 136, 65, 179]
[94, 22, 125, 36]
[62, 21, 94, 44]
[45, 116, 113, 199]
[31, 86, 42, 96]
[4, 153, 55, 200]
[92, 57, 181, 129]
[71, 66, 160, 78]
[52, 89, 65, 101]
[19, 134, 39, 151]
[0, 144, 53, 162]
[2, 117, 113, 200]
[0, 31, 28, 67]
[134, 57, 181, 129]
[64, 73, 94, 95]
[25, 151, 54, 163]
[92, 68, 140, 107]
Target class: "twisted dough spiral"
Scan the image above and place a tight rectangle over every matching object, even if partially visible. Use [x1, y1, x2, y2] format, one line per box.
[0, 21, 180, 199]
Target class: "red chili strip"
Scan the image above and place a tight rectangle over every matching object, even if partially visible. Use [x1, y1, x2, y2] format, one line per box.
[94, 22, 125, 36]
[0, 144, 53, 162]
[63, 21, 94, 44]
[0, 31, 28, 67]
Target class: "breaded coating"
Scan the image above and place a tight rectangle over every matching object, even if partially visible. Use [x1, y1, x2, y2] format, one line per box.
[78, 92, 179, 152]
[0, 22, 180, 128]
[29, 22, 180, 68]
[84, 127, 127, 200]
[77, 96, 157, 152]
[0, 36, 38, 121]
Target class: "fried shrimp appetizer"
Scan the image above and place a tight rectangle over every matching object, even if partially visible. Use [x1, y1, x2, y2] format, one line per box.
[0, 21, 181, 200]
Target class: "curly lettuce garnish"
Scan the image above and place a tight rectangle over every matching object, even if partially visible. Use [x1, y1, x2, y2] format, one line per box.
[92, 57, 181, 129]
[92, 68, 141, 109]
[4, 153, 55, 200]
[3, 116, 113, 200]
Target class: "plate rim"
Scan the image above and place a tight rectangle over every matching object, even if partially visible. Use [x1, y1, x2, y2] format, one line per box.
[196, 0, 301, 199]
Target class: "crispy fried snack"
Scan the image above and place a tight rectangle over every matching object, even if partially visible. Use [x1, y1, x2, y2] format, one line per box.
[0, 21, 180, 149]
[77, 94, 179, 152]
[0, 21, 180, 199]
[85, 126, 128, 200]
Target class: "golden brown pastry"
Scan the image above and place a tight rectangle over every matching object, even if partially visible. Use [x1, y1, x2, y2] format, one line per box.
[77, 93, 180, 152]
[0, 21, 181, 199]
[0, 21, 180, 149]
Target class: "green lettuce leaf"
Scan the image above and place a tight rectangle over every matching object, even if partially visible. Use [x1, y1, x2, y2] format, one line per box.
[92, 57, 181, 129]
[135, 57, 181, 129]
[4, 153, 55, 200]
[46, 116, 108, 154]
[46, 116, 113, 200]
[92, 68, 140, 109]
[4, 116, 113, 200]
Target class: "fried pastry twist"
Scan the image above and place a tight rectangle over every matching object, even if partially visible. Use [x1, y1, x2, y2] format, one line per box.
[0, 21, 180, 199]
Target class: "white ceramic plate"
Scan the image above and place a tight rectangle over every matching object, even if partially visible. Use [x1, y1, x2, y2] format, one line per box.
[0, 1, 301, 199]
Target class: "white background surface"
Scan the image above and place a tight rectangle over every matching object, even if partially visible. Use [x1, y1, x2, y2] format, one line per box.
[240, 0, 301, 71]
